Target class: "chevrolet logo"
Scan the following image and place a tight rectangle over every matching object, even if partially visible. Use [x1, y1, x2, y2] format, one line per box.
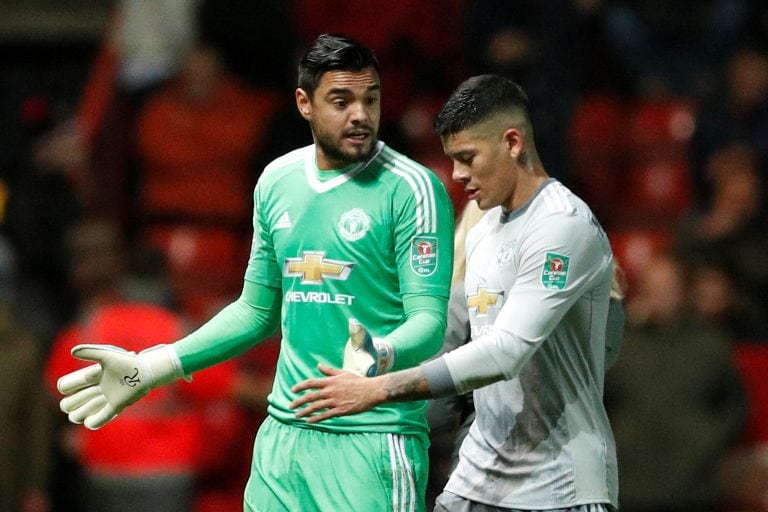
[467, 286, 503, 316]
[284, 251, 354, 284]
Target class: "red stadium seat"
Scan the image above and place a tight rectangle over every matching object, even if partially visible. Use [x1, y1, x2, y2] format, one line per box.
[619, 160, 695, 225]
[608, 228, 673, 295]
[623, 98, 697, 163]
[145, 225, 250, 323]
[569, 162, 624, 227]
[146, 225, 248, 280]
[568, 93, 625, 165]
[567, 94, 627, 224]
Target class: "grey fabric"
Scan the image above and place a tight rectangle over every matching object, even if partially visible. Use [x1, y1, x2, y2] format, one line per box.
[423, 356, 457, 397]
[434, 491, 613, 512]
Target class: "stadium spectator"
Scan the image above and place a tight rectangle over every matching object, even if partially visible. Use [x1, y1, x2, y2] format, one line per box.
[677, 141, 768, 315]
[690, 45, 768, 206]
[464, 0, 607, 179]
[601, 0, 750, 98]
[605, 251, 747, 512]
[0, 235, 53, 512]
[689, 258, 768, 343]
[134, 40, 282, 230]
[32, 0, 200, 221]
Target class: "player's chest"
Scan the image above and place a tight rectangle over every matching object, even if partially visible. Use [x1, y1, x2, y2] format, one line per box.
[268, 189, 392, 256]
[464, 225, 520, 312]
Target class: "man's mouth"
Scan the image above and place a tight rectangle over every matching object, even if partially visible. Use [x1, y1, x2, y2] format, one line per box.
[345, 130, 370, 143]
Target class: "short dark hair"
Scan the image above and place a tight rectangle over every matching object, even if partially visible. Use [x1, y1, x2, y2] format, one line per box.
[434, 75, 530, 136]
[298, 34, 380, 96]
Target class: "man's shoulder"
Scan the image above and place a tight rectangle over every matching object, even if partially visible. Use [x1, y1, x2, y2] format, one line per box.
[376, 144, 436, 177]
[374, 144, 449, 199]
[529, 181, 601, 231]
[260, 145, 310, 184]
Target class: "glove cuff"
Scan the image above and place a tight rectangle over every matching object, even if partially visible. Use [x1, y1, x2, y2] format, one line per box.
[370, 338, 394, 376]
[137, 344, 185, 387]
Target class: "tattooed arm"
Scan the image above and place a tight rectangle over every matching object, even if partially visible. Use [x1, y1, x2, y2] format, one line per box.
[290, 363, 439, 423]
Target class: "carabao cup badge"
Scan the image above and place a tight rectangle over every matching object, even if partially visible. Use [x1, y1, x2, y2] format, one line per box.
[338, 208, 371, 242]
[411, 236, 438, 276]
[541, 252, 570, 290]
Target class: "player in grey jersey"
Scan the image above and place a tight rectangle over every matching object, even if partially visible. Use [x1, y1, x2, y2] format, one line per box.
[291, 75, 622, 512]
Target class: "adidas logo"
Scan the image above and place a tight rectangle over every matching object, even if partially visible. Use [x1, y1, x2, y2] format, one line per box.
[275, 211, 292, 229]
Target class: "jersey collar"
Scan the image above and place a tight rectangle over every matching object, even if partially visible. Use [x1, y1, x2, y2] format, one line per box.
[500, 178, 557, 223]
[305, 141, 385, 193]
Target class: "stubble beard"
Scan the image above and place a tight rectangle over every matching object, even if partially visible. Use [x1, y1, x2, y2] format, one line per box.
[313, 122, 377, 168]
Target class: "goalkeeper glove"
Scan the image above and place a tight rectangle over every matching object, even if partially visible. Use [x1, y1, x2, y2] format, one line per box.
[342, 318, 394, 377]
[57, 344, 184, 430]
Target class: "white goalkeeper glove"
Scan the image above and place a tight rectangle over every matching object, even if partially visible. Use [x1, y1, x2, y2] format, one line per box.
[57, 344, 184, 430]
[342, 318, 394, 377]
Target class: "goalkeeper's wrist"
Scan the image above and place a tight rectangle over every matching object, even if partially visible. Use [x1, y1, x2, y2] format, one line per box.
[371, 338, 394, 376]
[137, 344, 185, 387]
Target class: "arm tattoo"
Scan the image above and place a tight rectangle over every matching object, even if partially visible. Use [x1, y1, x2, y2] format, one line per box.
[383, 367, 433, 402]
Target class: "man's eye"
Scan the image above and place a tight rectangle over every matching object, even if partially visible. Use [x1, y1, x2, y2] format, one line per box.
[333, 99, 348, 108]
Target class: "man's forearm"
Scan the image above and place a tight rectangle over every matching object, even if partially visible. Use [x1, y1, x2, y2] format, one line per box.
[381, 366, 434, 402]
[384, 295, 448, 370]
[382, 355, 460, 401]
[290, 358, 456, 422]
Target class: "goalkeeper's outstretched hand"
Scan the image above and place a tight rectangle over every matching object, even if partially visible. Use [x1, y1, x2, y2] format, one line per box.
[57, 344, 183, 430]
[342, 318, 393, 377]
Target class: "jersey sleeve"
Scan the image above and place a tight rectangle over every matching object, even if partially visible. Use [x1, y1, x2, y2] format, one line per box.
[392, 169, 454, 297]
[384, 167, 454, 366]
[244, 181, 282, 288]
[439, 212, 612, 394]
[497, 211, 611, 343]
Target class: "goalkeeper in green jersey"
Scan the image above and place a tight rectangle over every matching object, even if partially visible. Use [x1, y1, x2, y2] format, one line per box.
[56, 34, 454, 511]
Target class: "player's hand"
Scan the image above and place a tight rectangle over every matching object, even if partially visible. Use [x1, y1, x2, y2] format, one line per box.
[342, 318, 393, 376]
[57, 344, 182, 430]
[290, 364, 385, 422]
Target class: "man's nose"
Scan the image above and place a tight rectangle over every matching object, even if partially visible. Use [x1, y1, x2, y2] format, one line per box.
[452, 164, 468, 183]
[350, 101, 375, 124]
[349, 101, 370, 123]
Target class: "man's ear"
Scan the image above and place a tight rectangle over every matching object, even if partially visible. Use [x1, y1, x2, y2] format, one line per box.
[503, 127, 525, 159]
[296, 88, 312, 120]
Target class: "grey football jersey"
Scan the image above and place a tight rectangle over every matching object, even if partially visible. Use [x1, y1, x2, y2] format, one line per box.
[442, 179, 618, 509]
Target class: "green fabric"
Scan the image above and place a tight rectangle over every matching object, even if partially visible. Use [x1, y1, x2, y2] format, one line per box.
[249, 143, 453, 435]
[174, 286, 447, 376]
[244, 417, 429, 512]
[385, 293, 447, 370]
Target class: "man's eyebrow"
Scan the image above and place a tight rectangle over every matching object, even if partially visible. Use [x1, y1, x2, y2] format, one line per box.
[447, 148, 473, 159]
[326, 84, 381, 96]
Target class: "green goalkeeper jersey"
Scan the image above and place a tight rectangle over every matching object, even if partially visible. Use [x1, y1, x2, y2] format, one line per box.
[246, 141, 453, 436]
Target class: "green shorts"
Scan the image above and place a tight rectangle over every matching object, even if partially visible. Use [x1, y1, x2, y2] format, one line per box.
[244, 416, 429, 512]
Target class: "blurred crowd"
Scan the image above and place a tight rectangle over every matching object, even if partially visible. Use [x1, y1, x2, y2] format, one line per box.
[1, 0, 768, 511]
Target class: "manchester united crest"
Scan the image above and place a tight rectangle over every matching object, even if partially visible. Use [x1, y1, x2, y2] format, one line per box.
[338, 208, 371, 242]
